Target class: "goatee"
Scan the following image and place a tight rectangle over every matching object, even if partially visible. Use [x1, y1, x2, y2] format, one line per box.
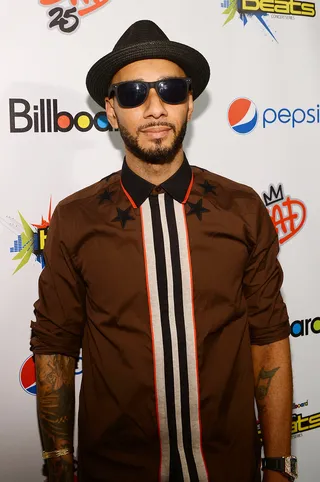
[117, 119, 188, 165]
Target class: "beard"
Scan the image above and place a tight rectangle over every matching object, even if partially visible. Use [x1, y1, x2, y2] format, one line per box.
[117, 118, 188, 165]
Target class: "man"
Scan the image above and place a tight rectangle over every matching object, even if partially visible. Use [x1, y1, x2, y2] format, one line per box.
[30, 20, 296, 482]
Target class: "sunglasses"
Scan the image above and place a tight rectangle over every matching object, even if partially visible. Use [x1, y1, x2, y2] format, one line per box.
[108, 77, 192, 108]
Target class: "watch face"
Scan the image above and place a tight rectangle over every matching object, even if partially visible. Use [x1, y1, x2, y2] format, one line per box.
[285, 456, 298, 477]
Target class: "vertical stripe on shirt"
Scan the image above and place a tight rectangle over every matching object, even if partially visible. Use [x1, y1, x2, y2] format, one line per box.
[141, 193, 208, 482]
[141, 197, 183, 482]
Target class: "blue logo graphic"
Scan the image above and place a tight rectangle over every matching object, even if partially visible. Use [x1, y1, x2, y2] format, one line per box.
[228, 98, 258, 134]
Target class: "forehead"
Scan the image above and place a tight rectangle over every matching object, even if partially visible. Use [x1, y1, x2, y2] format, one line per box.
[111, 59, 186, 83]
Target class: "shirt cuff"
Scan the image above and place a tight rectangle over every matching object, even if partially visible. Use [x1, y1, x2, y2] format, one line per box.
[30, 321, 81, 359]
[250, 319, 291, 345]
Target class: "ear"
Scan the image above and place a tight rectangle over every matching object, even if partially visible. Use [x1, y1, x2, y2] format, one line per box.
[105, 97, 119, 130]
[187, 92, 194, 122]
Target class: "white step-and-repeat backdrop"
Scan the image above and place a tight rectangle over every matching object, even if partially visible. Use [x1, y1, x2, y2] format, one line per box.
[1, 1, 319, 481]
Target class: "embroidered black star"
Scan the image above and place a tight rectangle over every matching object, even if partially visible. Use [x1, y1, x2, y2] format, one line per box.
[112, 206, 135, 228]
[187, 199, 210, 221]
[98, 189, 115, 204]
[199, 180, 216, 195]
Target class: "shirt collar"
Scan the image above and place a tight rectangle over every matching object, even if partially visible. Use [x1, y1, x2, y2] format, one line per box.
[121, 155, 193, 208]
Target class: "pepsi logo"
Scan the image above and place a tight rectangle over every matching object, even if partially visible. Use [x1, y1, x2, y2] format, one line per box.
[228, 98, 258, 134]
[20, 355, 36, 395]
[20, 355, 83, 396]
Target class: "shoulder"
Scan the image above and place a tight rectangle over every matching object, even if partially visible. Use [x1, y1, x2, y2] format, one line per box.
[191, 164, 261, 213]
[58, 170, 121, 211]
[191, 165, 275, 246]
[48, 170, 121, 249]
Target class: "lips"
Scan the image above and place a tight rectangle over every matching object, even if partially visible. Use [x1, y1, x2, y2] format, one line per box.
[141, 126, 172, 139]
[141, 126, 171, 133]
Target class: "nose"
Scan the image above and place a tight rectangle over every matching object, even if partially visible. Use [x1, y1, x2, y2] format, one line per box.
[143, 87, 168, 119]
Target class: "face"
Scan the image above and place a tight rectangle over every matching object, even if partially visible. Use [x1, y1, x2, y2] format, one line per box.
[105, 59, 194, 165]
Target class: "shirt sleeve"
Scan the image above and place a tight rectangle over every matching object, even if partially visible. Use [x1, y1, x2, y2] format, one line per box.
[243, 194, 290, 345]
[30, 203, 86, 359]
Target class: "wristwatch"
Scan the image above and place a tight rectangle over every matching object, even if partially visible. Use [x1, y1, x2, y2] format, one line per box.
[261, 456, 298, 481]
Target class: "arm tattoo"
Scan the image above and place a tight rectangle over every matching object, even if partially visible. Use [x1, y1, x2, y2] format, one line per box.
[35, 354, 75, 481]
[256, 366, 280, 401]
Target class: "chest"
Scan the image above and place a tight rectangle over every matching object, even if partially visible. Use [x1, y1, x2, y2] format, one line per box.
[75, 203, 250, 308]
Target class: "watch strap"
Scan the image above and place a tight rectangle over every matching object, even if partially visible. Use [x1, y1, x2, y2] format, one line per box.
[262, 457, 285, 472]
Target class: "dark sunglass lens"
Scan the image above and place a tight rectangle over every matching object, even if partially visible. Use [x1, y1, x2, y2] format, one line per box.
[117, 82, 148, 107]
[158, 79, 188, 104]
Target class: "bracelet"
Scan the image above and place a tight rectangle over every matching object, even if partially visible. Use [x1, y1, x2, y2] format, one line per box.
[42, 448, 72, 460]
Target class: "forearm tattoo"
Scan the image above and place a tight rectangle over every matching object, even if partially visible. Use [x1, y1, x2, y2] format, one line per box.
[36, 355, 75, 481]
[256, 366, 280, 401]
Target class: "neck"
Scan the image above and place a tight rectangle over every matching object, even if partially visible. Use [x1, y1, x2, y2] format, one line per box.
[124, 148, 185, 185]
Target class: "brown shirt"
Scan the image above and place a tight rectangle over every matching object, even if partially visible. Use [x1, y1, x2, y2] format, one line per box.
[30, 156, 290, 482]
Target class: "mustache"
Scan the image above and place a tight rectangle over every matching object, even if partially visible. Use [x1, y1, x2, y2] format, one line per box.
[137, 122, 176, 134]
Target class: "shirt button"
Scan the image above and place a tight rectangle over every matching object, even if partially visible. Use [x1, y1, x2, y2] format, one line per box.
[155, 186, 162, 193]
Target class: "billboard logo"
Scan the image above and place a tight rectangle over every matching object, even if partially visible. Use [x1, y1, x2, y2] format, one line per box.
[9, 99, 115, 134]
[39, 0, 110, 34]
[262, 183, 307, 245]
[291, 317, 320, 337]
[228, 98, 258, 134]
[293, 400, 308, 410]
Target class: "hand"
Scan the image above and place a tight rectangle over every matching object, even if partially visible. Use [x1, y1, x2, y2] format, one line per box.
[263, 470, 291, 482]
